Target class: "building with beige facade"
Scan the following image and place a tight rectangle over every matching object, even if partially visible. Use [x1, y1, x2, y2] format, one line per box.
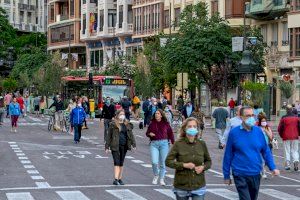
[0, 0, 47, 32]
[47, 0, 85, 69]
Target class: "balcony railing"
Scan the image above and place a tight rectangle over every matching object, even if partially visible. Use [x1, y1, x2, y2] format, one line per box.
[108, 27, 116, 34]
[56, 15, 69, 22]
[271, 41, 278, 46]
[18, 3, 36, 11]
[282, 40, 289, 46]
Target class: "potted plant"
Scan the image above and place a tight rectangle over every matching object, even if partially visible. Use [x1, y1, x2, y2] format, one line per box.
[242, 81, 267, 113]
[279, 80, 294, 117]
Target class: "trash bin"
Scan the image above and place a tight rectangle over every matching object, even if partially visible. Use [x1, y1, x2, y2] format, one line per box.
[89, 99, 95, 119]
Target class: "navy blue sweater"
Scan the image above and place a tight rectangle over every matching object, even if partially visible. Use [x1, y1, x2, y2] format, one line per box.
[223, 125, 276, 179]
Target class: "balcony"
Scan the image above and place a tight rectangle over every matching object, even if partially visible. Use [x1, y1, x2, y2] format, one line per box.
[116, 23, 133, 35]
[245, 0, 290, 20]
[18, 3, 36, 11]
[56, 15, 69, 22]
[290, 0, 300, 11]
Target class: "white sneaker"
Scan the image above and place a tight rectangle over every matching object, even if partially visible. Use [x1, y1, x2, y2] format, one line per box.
[152, 176, 159, 185]
[14, 129, 17, 133]
[262, 173, 267, 179]
[11, 128, 14, 132]
[159, 179, 166, 186]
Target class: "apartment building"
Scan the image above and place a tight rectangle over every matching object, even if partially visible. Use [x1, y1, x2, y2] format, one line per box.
[0, 0, 47, 32]
[80, 0, 142, 70]
[47, 0, 85, 69]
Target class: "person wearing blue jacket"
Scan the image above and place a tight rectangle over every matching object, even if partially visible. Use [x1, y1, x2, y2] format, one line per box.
[70, 100, 86, 144]
[9, 97, 21, 132]
[222, 106, 280, 200]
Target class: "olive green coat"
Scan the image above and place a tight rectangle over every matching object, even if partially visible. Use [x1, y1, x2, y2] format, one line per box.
[105, 122, 136, 151]
[166, 137, 211, 190]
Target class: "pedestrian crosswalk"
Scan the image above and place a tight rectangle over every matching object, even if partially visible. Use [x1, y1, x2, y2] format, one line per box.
[4, 188, 300, 200]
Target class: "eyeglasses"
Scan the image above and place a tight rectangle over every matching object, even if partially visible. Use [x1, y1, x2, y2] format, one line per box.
[245, 114, 254, 118]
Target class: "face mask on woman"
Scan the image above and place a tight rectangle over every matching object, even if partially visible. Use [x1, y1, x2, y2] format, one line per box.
[186, 128, 198, 136]
[261, 121, 267, 127]
[119, 115, 125, 121]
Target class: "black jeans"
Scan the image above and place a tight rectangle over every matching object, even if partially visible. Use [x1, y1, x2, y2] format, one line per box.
[74, 124, 82, 142]
[233, 175, 261, 200]
[112, 145, 127, 166]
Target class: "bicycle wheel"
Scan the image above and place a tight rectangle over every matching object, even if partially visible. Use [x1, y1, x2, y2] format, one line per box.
[48, 117, 53, 131]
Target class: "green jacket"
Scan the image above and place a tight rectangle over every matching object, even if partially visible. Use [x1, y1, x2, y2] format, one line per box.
[105, 121, 136, 151]
[166, 137, 211, 190]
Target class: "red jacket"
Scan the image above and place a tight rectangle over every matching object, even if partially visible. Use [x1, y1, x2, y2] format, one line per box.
[278, 114, 300, 141]
[17, 97, 24, 110]
[228, 100, 235, 109]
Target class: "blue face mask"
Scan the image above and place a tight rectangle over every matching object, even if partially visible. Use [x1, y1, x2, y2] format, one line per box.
[186, 128, 198, 136]
[245, 117, 256, 127]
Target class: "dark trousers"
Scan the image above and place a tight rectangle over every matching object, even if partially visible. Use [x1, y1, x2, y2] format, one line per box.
[6, 105, 9, 117]
[125, 111, 130, 120]
[111, 145, 128, 166]
[11, 115, 19, 127]
[104, 119, 112, 142]
[233, 175, 261, 200]
[144, 113, 149, 126]
[74, 124, 82, 142]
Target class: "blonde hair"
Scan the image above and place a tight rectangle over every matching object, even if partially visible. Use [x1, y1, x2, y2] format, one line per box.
[179, 117, 200, 138]
[114, 109, 129, 130]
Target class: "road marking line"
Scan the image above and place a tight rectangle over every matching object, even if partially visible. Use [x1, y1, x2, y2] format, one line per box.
[56, 191, 90, 200]
[106, 189, 147, 200]
[21, 160, 31, 164]
[8, 142, 16, 144]
[260, 189, 300, 200]
[27, 170, 39, 174]
[6, 192, 35, 200]
[16, 153, 25, 156]
[28, 116, 42, 122]
[273, 154, 285, 159]
[12, 148, 20, 150]
[131, 160, 144, 164]
[125, 156, 135, 159]
[31, 176, 44, 180]
[266, 172, 300, 183]
[208, 169, 223, 176]
[207, 188, 239, 200]
[18, 157, 29, 160]
[24, 165, 35, 169]
[166, 174, 174, 179]
[35, 182, 50, 188]
[155, 189, 175, 199]
[141, 164, 152, 168]
[10, 145, 18, 147]
[14, 150, 22, 153]
[135, 135, 144, 138]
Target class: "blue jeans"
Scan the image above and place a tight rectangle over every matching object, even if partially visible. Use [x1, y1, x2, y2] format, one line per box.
[174, 188, 205, 200]
[150, 139, 169, 179]
[233, 175, 261, 200]
[230, 108, 235, 118]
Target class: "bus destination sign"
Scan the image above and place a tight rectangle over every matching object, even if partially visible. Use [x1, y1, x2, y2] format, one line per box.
[103, 78, 129, 85]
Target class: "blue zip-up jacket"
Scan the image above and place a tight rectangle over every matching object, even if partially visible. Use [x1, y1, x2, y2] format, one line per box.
[70, 106, 86, 125]
[9, 102, 21, 116]
[223, 125, 276, 180]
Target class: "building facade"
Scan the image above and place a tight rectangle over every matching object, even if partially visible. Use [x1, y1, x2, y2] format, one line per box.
[80, 0, 142, 71]
[47, 0, 85, 69]
[0, 0, 47, 32]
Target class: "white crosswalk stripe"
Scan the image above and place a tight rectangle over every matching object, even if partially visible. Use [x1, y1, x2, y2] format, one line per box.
[207, 189, 239, 199]
[154, 189, 175, 199]
[106, 189, 147, 200]
[260, 189, 300, 200]
[27, 116, 42, 122]
[56, 191, 90, 200]
[6, 192, 35, 200]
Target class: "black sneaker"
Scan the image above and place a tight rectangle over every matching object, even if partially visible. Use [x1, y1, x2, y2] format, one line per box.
[294, 161, 299, 171]
[113, 179, 120, 185]
[218, 142, 223, 149]
[118, 179, 125, 185]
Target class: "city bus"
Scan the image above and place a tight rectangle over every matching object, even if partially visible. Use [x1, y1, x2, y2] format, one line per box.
[61, 75, 134, 117]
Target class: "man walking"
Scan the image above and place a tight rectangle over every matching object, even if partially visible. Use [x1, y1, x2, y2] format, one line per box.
[121, 96, 132, 120]
[70, 100, 86, 143]
[4, 92, 12, 118]
[212, 102, 229, 149]
[101, 97, 116, 142]
[228, 97, 235, 118]
[0, 96, 5, 126]
[181, 100, 195, 120]
[49, 96, 65, 131]
[278, 105, 299, 171]
[223, 106, 280, 200]
[142, 97, 151, 127]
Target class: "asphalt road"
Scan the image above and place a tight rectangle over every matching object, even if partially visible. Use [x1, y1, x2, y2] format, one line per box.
[0, 115, 299, 200]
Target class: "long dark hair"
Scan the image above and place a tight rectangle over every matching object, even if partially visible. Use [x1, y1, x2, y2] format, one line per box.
[257, 113, 268, 128]
[151, 109, 168, 122]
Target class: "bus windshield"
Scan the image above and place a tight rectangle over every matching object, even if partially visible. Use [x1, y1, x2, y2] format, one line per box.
[102, 85, 130, 102]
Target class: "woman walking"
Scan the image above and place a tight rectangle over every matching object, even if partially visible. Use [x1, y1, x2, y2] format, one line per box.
[191, 105, 205, 138]
[105, 110, 136, 185]
[257, 113, 273, 179]
[9, 97, 21, 132]
[166, 117, 211, 200]
[40, 96, 47, 118]
[146, 109, 175, 186]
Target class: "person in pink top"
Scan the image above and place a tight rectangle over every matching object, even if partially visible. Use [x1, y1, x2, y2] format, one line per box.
[4, 92, 12, 118]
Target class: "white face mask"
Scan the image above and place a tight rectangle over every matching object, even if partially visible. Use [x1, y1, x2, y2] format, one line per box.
[77, 103, 82, 107]
[261, 122, 267, 127]
[119, 115, 126, 121]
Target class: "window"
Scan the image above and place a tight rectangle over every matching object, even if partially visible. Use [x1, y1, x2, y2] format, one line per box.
[211, 0, 218, 15]
[108, 9, 116, 27]
[50, 4, 54, 21]
[261, 25, 267, 43]
[253, 0, 262, 5]
[28, 12, 32, 23]
[90, 50, 101, 68]
[50, 25, 74, 43]
[296, 28, 300, 56]
[290, 28, 300, 57]
[82, 14, 86, 34]
[174, 8, 180, 27]
[164, 10, 169, 29]
[70, 0, 74, 16]
[273, 0, 282, 6]
[128, 5, 133, 24]
[293, 0, 300, 11]
[119, 5, 123, 28]
[271, 23, 278, 46]
[225, 0, 244, 18]
[282, 22, 288, 46]
[20, 11, 24, 23]
[99, 10, 104, 31]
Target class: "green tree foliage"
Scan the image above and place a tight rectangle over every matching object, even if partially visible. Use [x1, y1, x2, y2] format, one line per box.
[242, 81, 267, 107]
[279, 81, 294, 100]
[104, 56, 137, 79]
[2, 77, 18, 92]
[0, 8, 17, 56]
